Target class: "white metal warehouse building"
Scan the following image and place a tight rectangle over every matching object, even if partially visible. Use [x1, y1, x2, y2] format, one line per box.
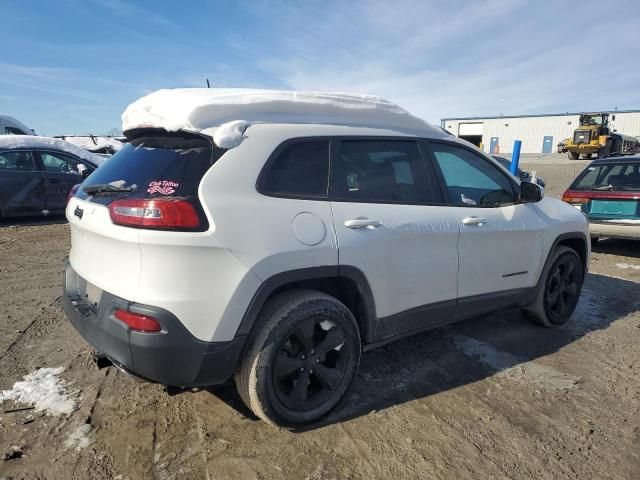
[441, 110, 640, 154]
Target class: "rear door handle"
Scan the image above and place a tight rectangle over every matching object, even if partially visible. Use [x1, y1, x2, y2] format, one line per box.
[45, 178, 60, 184]
[462, 216, 488, 226]
[345, 218, 381, 229]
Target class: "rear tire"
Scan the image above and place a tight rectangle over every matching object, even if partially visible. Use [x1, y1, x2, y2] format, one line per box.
[523, 246, 584, 328]
[568, 151, 580, 160]
[235, 290, 361, 428]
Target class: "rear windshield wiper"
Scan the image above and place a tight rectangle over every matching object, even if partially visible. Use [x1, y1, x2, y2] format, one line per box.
[592, 184, 613, 191]
[83, 183, 136, 195]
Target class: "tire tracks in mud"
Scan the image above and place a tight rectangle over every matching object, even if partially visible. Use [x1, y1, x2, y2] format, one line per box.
[0, 295, 62, 364]
[1, 218, 640, 479]
[193, 406, 213, 480]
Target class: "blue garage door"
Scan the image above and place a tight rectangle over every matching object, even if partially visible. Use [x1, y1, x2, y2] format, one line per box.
[542, 136, 553, 154]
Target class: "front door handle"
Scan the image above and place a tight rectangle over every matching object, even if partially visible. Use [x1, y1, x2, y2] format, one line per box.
[45, 178, 60, 184]
[345, 218, 381, 229]
[462, 216, 488, 226]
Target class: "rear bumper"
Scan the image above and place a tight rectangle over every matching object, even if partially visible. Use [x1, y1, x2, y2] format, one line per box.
[589, 221, 640, 240]
[62, 260, 246, 387]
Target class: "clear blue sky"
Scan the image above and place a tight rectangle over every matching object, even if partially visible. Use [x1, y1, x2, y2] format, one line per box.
[2, 0, 639, 135]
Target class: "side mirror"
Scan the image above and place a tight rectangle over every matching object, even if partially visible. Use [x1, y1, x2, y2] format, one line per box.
[521, 181, 543, 203]
[76, 163, 90, 178]
[519, 171, 530, 181]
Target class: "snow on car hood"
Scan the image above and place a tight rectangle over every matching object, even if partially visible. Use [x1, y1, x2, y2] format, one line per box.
[0, 135, 106, 165]
[121, 88, 439, 138]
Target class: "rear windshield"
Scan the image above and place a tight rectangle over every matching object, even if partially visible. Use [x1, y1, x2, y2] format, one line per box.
[77, 132, 221, 202]
[571, 163, 640, 191]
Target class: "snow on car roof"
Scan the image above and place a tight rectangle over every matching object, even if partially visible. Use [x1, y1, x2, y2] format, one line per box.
[121, 88, 439, 135]
[55, 135, 125, 152]
[0, 135, 106, 165]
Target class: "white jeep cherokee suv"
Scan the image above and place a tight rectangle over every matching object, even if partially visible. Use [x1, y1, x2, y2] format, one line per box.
[63, 89, 589, 427]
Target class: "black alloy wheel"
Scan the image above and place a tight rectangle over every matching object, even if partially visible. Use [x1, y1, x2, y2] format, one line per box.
[544, 254, 581, 323]
[272, 316, 351, 412]
[235, 290, 361, 427]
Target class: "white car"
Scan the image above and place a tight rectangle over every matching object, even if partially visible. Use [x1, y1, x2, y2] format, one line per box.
[63, 89, 590, 427]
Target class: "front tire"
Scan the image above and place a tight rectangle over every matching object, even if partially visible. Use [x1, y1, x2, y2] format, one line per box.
[523, 246, 584, 327]
[235, 290, 361, 428]
[568, 151, 580, 160]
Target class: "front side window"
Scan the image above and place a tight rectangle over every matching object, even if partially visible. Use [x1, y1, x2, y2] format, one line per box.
[39, 151, 86, 174]
[331, 140, 431, 203]
[259, 141, 330, 198]
[430, 143, 516, 207]
[0, 150, 37, 171]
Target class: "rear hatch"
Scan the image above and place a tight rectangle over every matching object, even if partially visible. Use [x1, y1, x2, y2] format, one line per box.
[563, 161, 640, 223]
[66, 129, 222, 300]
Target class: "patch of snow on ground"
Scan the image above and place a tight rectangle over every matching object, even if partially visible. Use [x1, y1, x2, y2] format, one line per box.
[0, 367, 77, 415]
[615, 262, 640, 270]
[453, 335, 581, 391]
[65, 424, 92, 450]
[212, 120, 249, 149]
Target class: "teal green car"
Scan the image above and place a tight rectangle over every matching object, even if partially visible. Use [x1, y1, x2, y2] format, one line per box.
[562, 154, 640, 241]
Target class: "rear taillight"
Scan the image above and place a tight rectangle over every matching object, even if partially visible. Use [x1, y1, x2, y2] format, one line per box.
[562, 190, 591, 205]
[109, 198, 201, 229]
[114, 309, 162, 333]
[67, 184, 81, 203]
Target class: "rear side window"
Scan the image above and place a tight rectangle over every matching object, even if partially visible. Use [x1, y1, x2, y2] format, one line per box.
[0, 151, 37, 171]
[77, 133, 219, 202]
[259, 141, 330, 198]
[571, 163, 640, 191]
[331, 140, 432, 204]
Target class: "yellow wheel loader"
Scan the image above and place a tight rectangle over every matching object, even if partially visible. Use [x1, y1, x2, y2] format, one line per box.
[565, 113, 638, 159]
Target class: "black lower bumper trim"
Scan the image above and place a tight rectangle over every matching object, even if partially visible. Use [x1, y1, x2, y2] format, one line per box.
[63, 260, 245, 387]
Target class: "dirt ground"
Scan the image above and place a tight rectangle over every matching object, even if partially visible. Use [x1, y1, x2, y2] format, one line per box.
[1, 155, 639, 480]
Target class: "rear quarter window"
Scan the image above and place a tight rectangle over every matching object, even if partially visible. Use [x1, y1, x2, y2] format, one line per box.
[258, 140, 330, 198]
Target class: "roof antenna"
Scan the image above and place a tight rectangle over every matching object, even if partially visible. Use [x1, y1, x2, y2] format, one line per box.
[206, 78, 210, 88]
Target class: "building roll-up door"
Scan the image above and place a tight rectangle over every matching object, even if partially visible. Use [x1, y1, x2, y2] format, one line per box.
[458, 123, 484, 148]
